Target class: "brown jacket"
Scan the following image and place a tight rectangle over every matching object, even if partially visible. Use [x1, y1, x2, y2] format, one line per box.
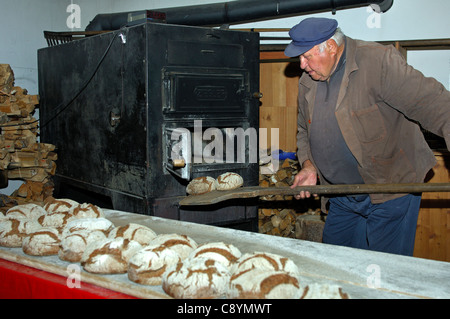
[296, 37, 450, 204]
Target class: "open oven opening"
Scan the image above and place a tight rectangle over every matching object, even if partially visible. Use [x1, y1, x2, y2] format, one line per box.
[163, 123, 257, 181]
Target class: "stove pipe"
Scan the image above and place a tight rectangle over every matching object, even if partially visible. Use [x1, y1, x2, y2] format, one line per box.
[85, 0, 394, 31]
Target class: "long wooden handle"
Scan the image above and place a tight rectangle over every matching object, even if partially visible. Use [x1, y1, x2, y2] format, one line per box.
[179, 183, 450, 206]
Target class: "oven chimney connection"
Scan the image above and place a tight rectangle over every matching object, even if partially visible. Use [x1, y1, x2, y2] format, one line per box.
[85, 0, 394, 31]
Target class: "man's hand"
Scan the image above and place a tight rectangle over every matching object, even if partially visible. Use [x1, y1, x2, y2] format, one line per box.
[290, 160, 318, 199]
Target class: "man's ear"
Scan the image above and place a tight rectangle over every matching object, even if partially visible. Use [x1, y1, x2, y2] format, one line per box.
[327, 39, 338, 55]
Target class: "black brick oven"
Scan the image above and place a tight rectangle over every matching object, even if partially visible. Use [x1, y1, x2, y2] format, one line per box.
[38, 22, 261, 229]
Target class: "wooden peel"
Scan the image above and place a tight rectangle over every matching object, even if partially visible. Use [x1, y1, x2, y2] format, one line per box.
[178, 183, 450, 206]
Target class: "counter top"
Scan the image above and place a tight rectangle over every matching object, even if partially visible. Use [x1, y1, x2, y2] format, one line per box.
[1, 209, 449, 299]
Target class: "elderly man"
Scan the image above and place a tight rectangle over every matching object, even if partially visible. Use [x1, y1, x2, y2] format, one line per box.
[285, 17, 450, 256]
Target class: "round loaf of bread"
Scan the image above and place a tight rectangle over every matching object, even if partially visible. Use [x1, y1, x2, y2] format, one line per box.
[188, 242, 241, 269]
[227, 268, 301, 299]
[22, 227, 61, 256]
[59, 218, 115, 262]
[186, 176, 216, 195]
[149, 234, 197, 260]
[44, 198, 79, 214]
[5, 204, 46, 220]
[231, 252, 299, 277]
[38, 211, 76, 230]
[299, 283, 350, 299]
[0, 217, 42, 247]
[108, 223, 157, 245]
[81, 238, 143, 274]
[71, 203, 105, 218]
[61, 217, 114, 238]
[162, 257, 230, 299]
[60, 230, 108, 262]
[128, 244, 181, 285]
[215, 172, 243, 191]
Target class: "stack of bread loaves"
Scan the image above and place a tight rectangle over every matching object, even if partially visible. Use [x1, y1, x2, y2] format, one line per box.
[0, 199, 350, 299]
[0, 198, 109, 257]
[80, 223, 159, 274]
[186, 172, 243, 195]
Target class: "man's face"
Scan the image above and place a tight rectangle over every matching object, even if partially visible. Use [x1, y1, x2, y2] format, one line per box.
[299, 43, 337, 81]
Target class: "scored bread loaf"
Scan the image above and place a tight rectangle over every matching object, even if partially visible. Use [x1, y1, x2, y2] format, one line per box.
[81, 238, 143, 274]
[188, 242, 241, 269]
[186, 176, 216, 195]
[71, 203, 105, 219]
[44, 198, 79, 214]
[39, 198, 80, 230]
[22, 227, 61, 256]
[59, 218, 115, 262]
[227, 268, 301, 299]
[149, 234, 197, 260]
[0, 217, 42, 247]
[61, 217, 114, 237]
[5, 203, 46, 220]
[231, 252, 299, 277]
[108, 223, 157, 246]
[215, 172, 243, 191]
[60, 230, 108, 262]
[128, 244, 181, 285]
[38, 211, 76, 230]
[162, 257, 230, 299]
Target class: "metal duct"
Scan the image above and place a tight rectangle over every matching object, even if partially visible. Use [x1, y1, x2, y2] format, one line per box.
[85, 0, 394, 31]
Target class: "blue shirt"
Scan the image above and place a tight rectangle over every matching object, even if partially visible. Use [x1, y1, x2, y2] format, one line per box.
[309, 39, 364, 185]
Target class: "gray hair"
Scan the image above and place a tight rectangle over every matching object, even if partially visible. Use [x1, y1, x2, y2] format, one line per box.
[318, 28, 345, 52]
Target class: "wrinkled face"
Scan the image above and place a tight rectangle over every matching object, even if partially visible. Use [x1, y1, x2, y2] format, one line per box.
[299, 42, 338, 81]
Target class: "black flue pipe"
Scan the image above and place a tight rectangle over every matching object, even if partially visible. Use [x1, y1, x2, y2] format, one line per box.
[85, 0, 394, 31]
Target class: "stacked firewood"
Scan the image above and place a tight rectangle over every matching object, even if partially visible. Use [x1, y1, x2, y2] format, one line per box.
[258, 152, 322, 240]
[259, 157, 298, 200]
[0, 64, 56, 206]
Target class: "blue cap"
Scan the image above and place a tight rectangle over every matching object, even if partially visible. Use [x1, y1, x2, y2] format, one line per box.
[284, 18, 338, 57]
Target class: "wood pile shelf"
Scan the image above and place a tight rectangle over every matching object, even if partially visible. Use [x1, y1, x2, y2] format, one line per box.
[0, 64, 57, 209]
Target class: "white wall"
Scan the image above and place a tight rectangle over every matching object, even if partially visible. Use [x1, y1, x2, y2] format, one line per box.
[0, 0, 449, 195]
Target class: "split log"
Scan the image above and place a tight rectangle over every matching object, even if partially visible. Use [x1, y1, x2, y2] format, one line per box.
[258, 153, 322, 238]
[295, 214, 325, 243]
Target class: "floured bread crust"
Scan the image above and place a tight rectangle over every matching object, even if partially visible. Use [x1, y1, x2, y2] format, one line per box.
[38, 211, 76, 230]
[61, 218, 114, 237]
[72, 203, 105, 219]
[163, 258, 230, 299]
[60, 230, 107, 262]
[188, 242, 241, 269]
[149, 234, 197, 260]
[108, 223, 157, 245]
[186, 176, 216, 195]
[5, 203, 46, 220]
[22, 227, 61, 256]
[81, 238, 143, 274]
[44, 198, 79, 214]
[215, 172, 243, 191]
[0, 217, 42, 247]
[128, 244, 181, 285]
[227, 268, 301, 299]
[231, 251, 299, 276]
[59, 218, 115, 262]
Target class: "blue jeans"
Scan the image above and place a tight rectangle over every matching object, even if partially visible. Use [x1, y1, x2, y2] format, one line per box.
[322, 194, 421, 256]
